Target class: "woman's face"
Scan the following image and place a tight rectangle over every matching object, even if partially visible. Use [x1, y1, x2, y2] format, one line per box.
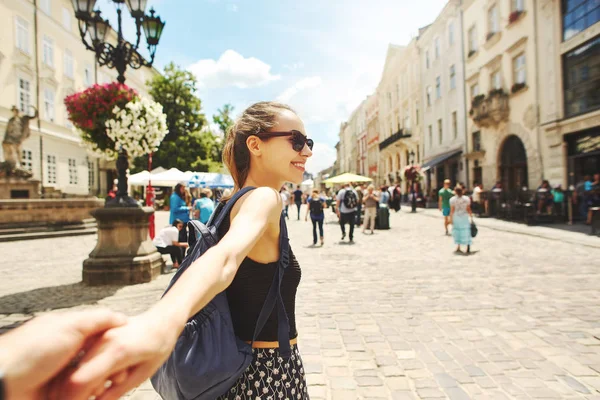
[260, 110, 312, 184]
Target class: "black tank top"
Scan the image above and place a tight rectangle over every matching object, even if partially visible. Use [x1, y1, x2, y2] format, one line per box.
[218, 212, 301, 341]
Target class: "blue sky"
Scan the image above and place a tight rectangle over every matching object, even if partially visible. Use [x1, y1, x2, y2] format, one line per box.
[98, 0, 448, 174]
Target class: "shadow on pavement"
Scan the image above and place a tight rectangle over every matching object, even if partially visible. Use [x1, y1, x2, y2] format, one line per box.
[0, 282, 123, 314]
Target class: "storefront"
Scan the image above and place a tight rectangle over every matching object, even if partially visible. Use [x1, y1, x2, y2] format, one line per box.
[565, 129, 600, 186]
[421, 148, 462, 195]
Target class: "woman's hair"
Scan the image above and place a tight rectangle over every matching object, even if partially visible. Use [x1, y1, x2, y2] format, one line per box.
[173, 183, 185, 200]
[221, 101, 296, 201]
[455, 185, 464, 196]
[367, 184, 374, 190]
[172, 219, 183, 227]
[312, 189, 319, 196]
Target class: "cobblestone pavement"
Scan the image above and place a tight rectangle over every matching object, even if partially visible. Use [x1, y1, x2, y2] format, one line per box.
[1, 207, 600, 399]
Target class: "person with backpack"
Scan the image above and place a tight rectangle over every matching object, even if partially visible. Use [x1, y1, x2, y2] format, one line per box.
[293, 185, 303, 220]
[336, 182, 359, 243]
[305, 189, 327, 246]
[57, 102, 313, 400]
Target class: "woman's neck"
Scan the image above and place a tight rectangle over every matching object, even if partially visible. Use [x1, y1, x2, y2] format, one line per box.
[244, 169, 284, 191]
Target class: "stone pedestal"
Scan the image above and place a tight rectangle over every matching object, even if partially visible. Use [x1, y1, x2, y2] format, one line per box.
[83, 206, 165, 285]
[0, 177, 40, 199]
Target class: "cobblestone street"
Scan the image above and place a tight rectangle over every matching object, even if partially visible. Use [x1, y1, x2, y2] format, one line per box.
[1, 208, 599, 399]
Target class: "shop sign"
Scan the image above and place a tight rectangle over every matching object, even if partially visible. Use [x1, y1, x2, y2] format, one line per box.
[575, 134, 600, 154]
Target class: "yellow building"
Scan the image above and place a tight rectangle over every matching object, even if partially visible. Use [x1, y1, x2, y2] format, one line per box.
[462, 0, 543, 192]
[0, 0, 158, 198]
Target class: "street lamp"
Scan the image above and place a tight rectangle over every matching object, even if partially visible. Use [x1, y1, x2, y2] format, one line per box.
[409, 150, 417, 213]
[71, 0, 165, 84]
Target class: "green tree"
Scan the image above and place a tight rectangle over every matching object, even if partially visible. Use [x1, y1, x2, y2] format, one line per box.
[134, 62, 222, 172]
[213, 104, 235, 158]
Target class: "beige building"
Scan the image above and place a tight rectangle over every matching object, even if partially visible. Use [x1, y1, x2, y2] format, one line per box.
[0, 0, 158, 198]
[419, 0, 468, 193]
[365, 94, 380, 184]
[462, 0, 543, 192]
[347, 99, 366, 175]
[377, 41, 422, 189]
[536, 0, 600, 189]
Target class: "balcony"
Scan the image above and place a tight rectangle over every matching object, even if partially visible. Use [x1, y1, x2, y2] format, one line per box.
[379, 129, 412, 151]
[469, 89, 510, 128]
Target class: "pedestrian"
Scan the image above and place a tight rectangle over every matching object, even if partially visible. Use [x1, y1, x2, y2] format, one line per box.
[536, 180, 554, 215]
[391, 182, 402, 212]
[449, 185, 473, 254]
[280, 186, 290, 219]
[169, 183, 191, 246]
[336, 182, 359, 243]
[53, 101, 312, 400]
[194, 188, 216, 224]
[355, 185, 364, 226]
[379, 185, 390, 206]
[305, 189, 326, 245]
[587, 173, 600, 225]
[153, 219, 189, 269]
[438, 179, 454, 235]
[293, 185, 303, 220]
[362, 184, 379, 234]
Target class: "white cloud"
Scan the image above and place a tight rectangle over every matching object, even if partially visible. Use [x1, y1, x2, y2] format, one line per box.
[306, 142, 336, 175]
[283, 62, 305, 72]
[276, 76, 322, 103]
[188, 50, 281, 89]
[228, 4, 238, 12]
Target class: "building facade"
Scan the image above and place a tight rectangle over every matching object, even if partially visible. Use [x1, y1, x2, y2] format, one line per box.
[462, 0, 543, 192]
[365, 94, 380, 184]
[419, 0, 468, 194]
[0, 0, 158, 198]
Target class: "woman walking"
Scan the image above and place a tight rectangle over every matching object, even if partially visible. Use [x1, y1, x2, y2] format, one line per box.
[58, 101, 313, 400]
[449, 185, 473, 254]
[362, 184, 379, 234]
[305, 189, 326, 245]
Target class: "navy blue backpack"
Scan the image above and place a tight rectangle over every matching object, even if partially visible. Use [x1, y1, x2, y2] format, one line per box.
[151, 187, 292, 400]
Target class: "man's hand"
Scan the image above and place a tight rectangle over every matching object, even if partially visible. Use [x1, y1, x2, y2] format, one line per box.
[0, 309, 126, 400]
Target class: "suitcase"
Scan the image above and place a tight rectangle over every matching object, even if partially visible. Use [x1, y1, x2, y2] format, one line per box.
[376, 205, 390, 230]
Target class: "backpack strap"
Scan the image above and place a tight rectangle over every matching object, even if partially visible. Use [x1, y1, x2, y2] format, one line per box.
[208, 187, 256, 228]
[250, 215, 292, 358]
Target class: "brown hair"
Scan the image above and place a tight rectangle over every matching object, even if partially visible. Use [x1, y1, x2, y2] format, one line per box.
[455, 185, 463, 196]
[221, 101, 296, 201]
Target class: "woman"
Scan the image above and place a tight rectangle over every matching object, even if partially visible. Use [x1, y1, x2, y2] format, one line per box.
[59, 102, 313, 400]
[193, 188, 216, 224]
[362, 184, 379, 234]
[379, 185, 390, 206]
[169, 183, 191, 245]
[153, 219, 189, 269]
[449, 185, 473, 254]
[305, 189, 326, 246]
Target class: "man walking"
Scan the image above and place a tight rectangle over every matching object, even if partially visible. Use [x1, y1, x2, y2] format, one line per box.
[336, 182, 359, 243]
[438, 179, 454, 235]
[293, 185, 303, 220]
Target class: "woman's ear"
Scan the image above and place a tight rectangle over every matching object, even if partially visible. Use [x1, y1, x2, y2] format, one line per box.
[246, 135, 262, 156]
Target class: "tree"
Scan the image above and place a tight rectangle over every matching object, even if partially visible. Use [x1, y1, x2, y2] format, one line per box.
[213, 104, 235, 158]
[133, 63, 222, 172]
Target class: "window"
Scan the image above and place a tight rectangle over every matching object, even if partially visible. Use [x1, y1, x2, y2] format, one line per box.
[452, 112, 458, 139]
[488, 5, 499, 34]
[428, 125, 433, 147]
[470, 83, 480, 100]
[18, 78, 31, 113]
[450, 65, 456, 89]
[562, 0, 600, 41]
[435, 37, 440, 59]
[84, 64, 93, 86]
[469, 26, 478, 53]
[437, 119, 443, 145]
[62, 7, 71, 30]
[44, 88, 55, 122]
[15, 17, 29, 53]
[449, 22, 455, 46]
[512, 0, 525, 11]
[436, 76, 441, 98]
[513, 53, 526, 84]
[46, 155, 57, 184]
[88, 160, 95, 190]
[64, 49, 74, 78]
[40, 0, 51, 14]
[43, 35, 54, 67]
[415, 102, 419, 123]
[22, 150, 33, 172]
[491, 70, 502, 89]
[426, 50, 430, 69]
[564, 36, 600, 117]
[69, 158, 78, 185]
[426, 86, 432, 106]
[472, 131, 482, 151]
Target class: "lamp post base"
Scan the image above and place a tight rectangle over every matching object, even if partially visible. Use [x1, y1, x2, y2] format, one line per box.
[83, 206, 164, 285]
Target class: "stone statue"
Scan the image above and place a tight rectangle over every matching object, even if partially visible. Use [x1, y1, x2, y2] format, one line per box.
[1, 105, 37, 178]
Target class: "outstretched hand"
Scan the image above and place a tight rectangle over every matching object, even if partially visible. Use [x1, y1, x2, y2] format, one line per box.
[0, 309, 127, 400]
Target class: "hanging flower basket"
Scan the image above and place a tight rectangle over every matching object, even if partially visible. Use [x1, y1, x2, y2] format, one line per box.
[404, 165, 422, 182]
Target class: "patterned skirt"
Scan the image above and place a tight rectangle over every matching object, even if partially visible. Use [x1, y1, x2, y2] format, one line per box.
[452, 214, 472, 246]
[217, 344, 309, 400]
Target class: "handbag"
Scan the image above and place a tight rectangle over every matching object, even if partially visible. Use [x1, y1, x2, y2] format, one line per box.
[151, 187, 292, 400]
[470, 217, 478, 238]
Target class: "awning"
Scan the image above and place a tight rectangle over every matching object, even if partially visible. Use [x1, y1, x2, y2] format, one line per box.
[421, 149, 462, 172]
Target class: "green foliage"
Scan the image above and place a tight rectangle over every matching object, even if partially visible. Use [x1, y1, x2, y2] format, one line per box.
[213, 104, 235, 136]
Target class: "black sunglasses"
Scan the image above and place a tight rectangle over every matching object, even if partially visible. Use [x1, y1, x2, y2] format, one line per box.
[257, 130, 314, 152]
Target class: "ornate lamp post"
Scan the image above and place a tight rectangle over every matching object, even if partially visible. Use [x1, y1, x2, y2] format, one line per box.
[409, 150, 417, 213]
[71, 0, 164, 208]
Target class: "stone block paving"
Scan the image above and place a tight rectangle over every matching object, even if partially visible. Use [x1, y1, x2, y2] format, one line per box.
[1, 207, 599, 399]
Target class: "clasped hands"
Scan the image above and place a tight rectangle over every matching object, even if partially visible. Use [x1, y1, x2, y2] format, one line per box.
[0, 308, 179, 400]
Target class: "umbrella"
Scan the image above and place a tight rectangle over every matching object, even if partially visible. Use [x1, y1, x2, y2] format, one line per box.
[128, 170, 151, 186]
[206, 173, 234, 188]
[322, 173, 372, 184]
